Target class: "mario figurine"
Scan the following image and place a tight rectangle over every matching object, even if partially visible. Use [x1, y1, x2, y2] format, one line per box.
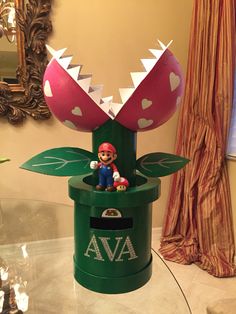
[90, 142, 120, 192]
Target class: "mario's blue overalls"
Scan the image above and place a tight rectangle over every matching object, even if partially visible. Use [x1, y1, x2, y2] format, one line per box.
[98, 163, 115, 187]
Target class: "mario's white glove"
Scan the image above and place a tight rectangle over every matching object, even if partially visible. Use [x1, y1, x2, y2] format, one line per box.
[113, 171, 120, 182]
[90, 161, 98, 169]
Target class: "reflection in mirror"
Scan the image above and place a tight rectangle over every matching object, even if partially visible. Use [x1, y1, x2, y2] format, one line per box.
[0, 0, 52, 124]
[0, 0, 18, 83]
[0, 37, 18, 84]
[0, 0, 16, 41]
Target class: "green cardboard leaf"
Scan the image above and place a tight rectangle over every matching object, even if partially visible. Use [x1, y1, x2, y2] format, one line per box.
[136, 152, 189, 177]
[0, 157, 10, 164]
[21, 147, 97, 176]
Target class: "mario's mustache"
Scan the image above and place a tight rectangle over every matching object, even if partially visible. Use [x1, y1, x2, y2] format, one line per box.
[100, 156, 112, 162]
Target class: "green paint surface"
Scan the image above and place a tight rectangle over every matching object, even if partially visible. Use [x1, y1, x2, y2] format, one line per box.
[21, 147, 96, 176]
[69, 174, 160, 293]
[137, 152, 190, 177]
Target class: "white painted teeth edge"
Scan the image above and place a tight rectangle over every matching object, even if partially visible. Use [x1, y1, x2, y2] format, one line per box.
[45, 40, 173, 118]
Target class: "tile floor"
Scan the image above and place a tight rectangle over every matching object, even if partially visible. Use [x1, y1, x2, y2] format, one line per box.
[152, 229, 236, 314]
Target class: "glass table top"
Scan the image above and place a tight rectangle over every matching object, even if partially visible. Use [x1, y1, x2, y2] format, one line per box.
[0, 199, 191, 314]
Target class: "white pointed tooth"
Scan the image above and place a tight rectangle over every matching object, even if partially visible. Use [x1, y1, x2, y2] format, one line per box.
[110, 103, 124, 117]
[107, 107, 116, 119]
[99, 99, 111, 118]
[46, 45, 56, 56]
[101, 96, 113, 103]
[77, 75, 92, 92]
[157, 39, 173, 50]
[130, 72, 147, 88]
[141, 59, 157, 72]
[98, 102, 112, 118]
[58, 56, 73, 69]
[89, 85, 103, 104]
[97, 102, 123, 120]
[157, 40, 167, 50]
[119, 88, 135, 104]
[67, 65, 81, 81]
[90, 84, 103, 92]
[46, 45, 67, 59]
[166, 39, 173, 48]
[149, 49, 163, 59]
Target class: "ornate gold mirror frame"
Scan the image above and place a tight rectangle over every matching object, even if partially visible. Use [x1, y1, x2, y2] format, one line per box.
[0, 0, 52, 124]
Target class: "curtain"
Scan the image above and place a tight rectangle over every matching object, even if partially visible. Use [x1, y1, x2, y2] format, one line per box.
[159, 0, 236, 277]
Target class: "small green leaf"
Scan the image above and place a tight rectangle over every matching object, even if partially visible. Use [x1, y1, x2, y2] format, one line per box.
[136, 152, 189, 177]
[0, 157, 10, 164]
[21, 147, 97, 176]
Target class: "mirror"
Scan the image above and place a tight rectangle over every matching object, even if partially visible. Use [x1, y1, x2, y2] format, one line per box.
[0, 37, 18, 84]
[0, 0, 52, 124]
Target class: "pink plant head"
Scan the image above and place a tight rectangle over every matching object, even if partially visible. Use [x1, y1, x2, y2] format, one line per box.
[116, 49, 184, 131]
[43, 59, 109, 132]
[43, 43, 184, 133]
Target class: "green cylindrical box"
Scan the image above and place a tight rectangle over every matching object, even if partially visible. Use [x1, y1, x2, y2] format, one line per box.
[69, 175, 160, 294]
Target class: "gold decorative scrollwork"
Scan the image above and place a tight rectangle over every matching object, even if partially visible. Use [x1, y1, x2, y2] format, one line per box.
[0, 0, 52, 124]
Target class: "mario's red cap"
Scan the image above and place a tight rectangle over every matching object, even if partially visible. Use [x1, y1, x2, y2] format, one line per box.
[98, 142, 116, 153]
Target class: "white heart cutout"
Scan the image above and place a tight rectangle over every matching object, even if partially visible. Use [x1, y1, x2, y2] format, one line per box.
[72, 106, 82, 116]
[63, 120, 77, 130]
[169, 72, 180, 92]
[138, 118, 153, 129]
[44, 80, 53, 97]
[142, 98, 153, 110]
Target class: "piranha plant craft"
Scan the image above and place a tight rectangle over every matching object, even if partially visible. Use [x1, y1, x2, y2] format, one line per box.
[21, 40, 189, 294]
